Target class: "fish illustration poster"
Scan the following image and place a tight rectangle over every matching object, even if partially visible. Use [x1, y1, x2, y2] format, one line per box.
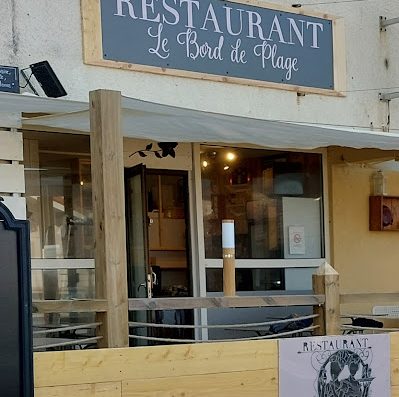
[279, 334, 390, 397]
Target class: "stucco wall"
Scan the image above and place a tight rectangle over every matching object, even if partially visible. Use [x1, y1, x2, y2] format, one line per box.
[0, 0, 399, 133]
[331, 159, 399, 298]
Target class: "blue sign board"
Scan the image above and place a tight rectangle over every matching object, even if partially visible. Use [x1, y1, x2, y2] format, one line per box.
[98, 0, 335, 90]
[0, 66, 20, 94]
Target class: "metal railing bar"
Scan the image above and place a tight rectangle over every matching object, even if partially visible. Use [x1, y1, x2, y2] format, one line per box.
[129, 314, 318, 330]
[33, 336, 103, 351]
[129, 325, 319, 343]
[33, 322, 102, 336]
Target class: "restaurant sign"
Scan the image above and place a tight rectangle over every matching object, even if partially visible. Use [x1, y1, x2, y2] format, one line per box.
[279, 334, 390, 397]
[83, 0, 345, 93]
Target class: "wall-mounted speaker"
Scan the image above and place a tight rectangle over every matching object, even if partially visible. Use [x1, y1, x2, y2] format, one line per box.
[29, 61, 67, 98]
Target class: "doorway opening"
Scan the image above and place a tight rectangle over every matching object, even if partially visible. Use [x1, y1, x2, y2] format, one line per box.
[125, 166, 193, 344]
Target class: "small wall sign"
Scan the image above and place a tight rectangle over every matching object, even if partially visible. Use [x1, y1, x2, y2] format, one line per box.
[0, 66, 20, 94]
[288, 225, 306, 255]
[82, 0, 346, 95]
[279, 334, 390, 397]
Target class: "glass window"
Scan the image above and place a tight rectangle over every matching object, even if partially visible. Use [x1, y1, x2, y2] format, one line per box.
[206, 268, 285, 292]
[24, 132, 95, 326]
[24, 132, 93, 259]
[201, 146, 324, 259]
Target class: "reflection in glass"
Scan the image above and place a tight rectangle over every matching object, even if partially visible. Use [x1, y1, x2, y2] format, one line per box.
[206, 268, 285, 292]
[24, 132, 93, 259]
[201, 147, 324, 259]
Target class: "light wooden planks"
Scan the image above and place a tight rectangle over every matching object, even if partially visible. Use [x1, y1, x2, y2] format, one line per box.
[128, 295, 325, 311]
[223, 247, 236, 297]
[332, 18, 347, 94]
[122, 370, 277, 397]
[34, 340, 278, 388]
[32, 299, 108, 313]
[313, 263, 340, 335]
[33, 333, 399, 395]
[35, 382, 121, 397]
[81, 0, 103, 64]
[90, 89, 128, 348]
[0, 130, 23, 160]
[313, 272, 326, 336]
[0, 163, 25, 193]
[341, 293, 399, 305]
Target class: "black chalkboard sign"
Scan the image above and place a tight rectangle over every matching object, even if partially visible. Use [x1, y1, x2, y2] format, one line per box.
[0, 66, 20, 94]
[0, 202, 33, 397]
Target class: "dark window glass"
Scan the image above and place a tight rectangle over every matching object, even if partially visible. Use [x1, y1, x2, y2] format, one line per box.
[206, 268, 284, 292]
[201, 147, 324, 259]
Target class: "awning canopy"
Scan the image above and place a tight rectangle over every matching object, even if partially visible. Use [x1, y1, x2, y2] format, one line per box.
[2, 92, 399, 150]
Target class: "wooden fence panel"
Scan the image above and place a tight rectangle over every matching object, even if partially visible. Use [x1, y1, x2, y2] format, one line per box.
[34, 334, 399, 396]
[122, 370, 277, 397]
[34, 340, 277, 388]
[35, 382, 121, 397]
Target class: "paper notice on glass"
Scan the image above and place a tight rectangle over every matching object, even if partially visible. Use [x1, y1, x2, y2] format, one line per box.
[289, 226, 305, 255]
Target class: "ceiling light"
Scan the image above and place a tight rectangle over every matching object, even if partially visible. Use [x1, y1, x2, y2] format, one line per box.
[224, 165, 230, 171]
[202, 160, 208, 168]
[226, 152, 236, 161]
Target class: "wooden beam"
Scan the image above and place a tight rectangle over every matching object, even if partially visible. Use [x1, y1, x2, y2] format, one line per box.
[313, 263, 340, 336]
[32, 300, 108, 314]
[341, 293, 399, 305]
[312, 271, 326, 336]
[128, 295, 325, 311]
[90, 89, 128, 348]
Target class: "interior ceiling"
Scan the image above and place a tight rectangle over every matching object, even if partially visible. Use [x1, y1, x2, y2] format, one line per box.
[23, 130, 90, 153]
[3, 92, 399, 151]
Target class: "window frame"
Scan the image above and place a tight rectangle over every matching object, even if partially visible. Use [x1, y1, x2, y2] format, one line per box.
[194, 144, 330, 272]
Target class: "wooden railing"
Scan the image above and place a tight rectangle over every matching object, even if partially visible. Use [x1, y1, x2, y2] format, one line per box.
[32, 299, 108, 313]
[32, 264, 399, 348]
[128, 295, 325, 311]
[32, 299, 107, 350]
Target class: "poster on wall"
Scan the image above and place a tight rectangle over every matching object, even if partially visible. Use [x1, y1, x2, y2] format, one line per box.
[279, 334, 390, 397]
[82, 0, 346, 94]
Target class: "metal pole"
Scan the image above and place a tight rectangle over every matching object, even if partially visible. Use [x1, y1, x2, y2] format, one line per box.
[380, 16, 399, 30]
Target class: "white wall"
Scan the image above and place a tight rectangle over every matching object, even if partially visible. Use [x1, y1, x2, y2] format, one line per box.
[0, 0, 398, 133]
[0, 129, 26, 219]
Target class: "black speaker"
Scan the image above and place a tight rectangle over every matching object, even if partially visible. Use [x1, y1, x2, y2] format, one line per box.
[29, 61, 67, 98]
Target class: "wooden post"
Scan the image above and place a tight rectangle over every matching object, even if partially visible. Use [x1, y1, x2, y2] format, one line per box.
[222, 220, 236, 296]
[90, 89, 129, 348]
[312, 262, 340, 336]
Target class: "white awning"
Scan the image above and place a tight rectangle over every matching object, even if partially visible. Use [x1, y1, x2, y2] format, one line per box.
[1, 92, 397, 150]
